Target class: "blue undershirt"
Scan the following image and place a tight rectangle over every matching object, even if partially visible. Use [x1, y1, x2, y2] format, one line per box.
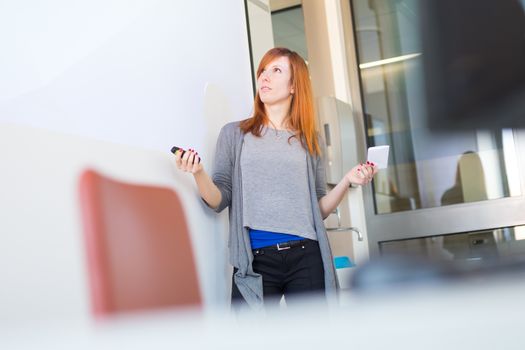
[248, 228, 303, 249]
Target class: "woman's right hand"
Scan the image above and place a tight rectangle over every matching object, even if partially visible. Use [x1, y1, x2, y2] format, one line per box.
[174, 148, 203, 174]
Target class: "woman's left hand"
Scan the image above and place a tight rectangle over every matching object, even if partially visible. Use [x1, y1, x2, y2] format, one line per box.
[345, 161, 378, 186]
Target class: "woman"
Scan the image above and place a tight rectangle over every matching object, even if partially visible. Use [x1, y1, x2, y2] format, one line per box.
[175, 47, 377, 310]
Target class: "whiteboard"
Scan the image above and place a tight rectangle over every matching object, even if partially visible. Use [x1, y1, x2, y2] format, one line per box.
[0, 0, 254, 153]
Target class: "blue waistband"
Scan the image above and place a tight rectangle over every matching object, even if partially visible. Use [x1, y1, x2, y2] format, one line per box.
[248, 228, 303, 249]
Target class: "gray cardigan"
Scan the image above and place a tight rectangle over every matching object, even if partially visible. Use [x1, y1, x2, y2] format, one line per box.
[208, 121, 337, 309]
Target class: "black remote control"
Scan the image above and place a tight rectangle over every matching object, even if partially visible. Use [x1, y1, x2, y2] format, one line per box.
[171, 146, 201, 164]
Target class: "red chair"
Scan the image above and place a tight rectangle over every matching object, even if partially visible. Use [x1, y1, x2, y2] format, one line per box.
[78, 169, 201, 317]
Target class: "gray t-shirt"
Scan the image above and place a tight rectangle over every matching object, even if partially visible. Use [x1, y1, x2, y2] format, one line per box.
[241, 127, 317, 240]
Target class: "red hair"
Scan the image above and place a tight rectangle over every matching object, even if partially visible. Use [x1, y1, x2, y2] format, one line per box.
[240, 47, 320, 156]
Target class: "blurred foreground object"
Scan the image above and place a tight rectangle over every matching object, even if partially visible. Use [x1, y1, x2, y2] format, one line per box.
[78, 169, 201, 317]
[350, 254, 525, 294]
[421, 0, 525, 130]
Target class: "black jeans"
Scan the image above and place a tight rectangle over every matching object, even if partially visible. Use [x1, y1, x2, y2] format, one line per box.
[231, 239, 325, 308]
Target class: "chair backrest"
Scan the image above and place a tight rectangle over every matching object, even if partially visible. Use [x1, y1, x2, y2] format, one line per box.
[78, 169, 201, 317]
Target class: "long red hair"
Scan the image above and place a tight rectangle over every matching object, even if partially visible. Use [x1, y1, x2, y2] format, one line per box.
[240, 47, 320, 156]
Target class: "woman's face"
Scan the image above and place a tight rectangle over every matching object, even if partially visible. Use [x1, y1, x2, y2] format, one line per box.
[257, 56, 294, 106]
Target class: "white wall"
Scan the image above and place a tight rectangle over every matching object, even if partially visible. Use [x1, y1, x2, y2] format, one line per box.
[0, 0, 253, 324]
[247, 0, 275, 82]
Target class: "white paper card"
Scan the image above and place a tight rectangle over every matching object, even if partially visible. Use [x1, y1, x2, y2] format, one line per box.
[367, 145, 390, 169]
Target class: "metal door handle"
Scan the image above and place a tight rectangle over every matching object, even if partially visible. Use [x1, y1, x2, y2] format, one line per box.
[325, 226, 363, 241]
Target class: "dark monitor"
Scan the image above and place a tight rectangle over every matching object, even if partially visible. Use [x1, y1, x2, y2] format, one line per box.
[421, 0, 525, 130]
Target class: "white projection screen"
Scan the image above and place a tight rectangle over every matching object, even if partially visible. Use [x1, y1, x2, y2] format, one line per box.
[0, 0, 254, 152]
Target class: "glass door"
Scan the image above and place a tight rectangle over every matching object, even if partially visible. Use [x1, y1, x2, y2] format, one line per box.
[347, 0, 525, 260]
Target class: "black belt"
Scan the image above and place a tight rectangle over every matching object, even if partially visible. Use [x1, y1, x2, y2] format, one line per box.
[254, 239, 313, 252]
